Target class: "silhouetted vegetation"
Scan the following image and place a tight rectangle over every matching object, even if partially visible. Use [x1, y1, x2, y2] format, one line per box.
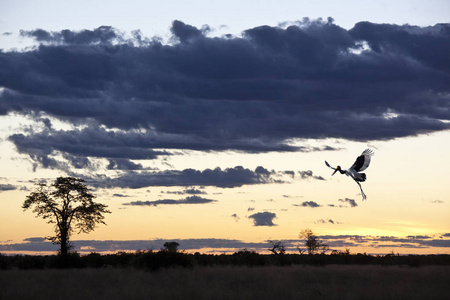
[1, 250, 449, 270]
[1, 248, 449, 299]
[299, 228, 329, 255]
[268, 240, 286, 255]
[163, 241, 180, 253]
[22, 177, 110, 264]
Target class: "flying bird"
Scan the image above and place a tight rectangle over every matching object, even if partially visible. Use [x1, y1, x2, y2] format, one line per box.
[325, 149, 374, 200]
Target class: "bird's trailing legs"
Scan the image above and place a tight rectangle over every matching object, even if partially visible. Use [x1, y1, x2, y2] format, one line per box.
[356, 181, 367, 201]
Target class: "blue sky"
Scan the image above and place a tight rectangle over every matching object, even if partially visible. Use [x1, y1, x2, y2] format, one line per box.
[0, 0, 449, 255]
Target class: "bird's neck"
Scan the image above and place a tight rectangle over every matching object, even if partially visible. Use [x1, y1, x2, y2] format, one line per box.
[337, 167, 346, 174]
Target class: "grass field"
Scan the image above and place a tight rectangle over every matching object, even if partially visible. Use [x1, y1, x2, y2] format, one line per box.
[1, 265, 448, 300]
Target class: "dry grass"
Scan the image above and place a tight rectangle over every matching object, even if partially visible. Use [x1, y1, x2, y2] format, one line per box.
[1, 265, 448, 300]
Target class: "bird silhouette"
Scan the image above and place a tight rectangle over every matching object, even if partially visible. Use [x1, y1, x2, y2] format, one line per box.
[325, 149, 374, 200]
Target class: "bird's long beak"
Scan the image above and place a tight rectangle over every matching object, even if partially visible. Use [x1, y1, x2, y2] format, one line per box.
[332, 168, 338, 176]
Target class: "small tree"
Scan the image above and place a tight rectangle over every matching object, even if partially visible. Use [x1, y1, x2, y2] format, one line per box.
[268, 240, 286, 255]
[163, 241, 180, 253]
[23, 177, 110, 259]
[299, 229, 329, 255]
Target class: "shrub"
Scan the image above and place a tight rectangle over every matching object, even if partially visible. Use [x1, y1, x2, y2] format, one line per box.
[133, 250, 193, 271]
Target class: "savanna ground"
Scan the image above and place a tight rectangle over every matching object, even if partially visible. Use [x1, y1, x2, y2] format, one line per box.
[1, 265, 449, 300]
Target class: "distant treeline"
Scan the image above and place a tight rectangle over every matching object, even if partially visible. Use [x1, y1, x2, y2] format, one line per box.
[1, 250, 450, 270]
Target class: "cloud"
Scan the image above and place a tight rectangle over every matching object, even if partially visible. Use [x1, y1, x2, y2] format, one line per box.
[183, 188, 206, 195]
[328, 198, 358, 208]
[171, 20, 209, 43]
[8, 121, 315, 173]
[248, 212, 277, 226]
[23, 237, 47, 243]
[407, 235, 431, 240]
[122, 195, 216, 206]
[112, 193, 131, 197]
[107, 158, 143, 170]
[20, 26, 120, 45]
[318, 234, 450, 250]
[431, 199, 444, 204]
[294, 201, 322, 208]
[315, 218, 339, 224]
[338, 198, 358, 207]
[0, 184, 17, 191]
[8, 125, 170, 168]
[298, 170, 325, 181]
[0, 20, 448, 174]
[231, 213, 240, 222]
[163, 188, 206, 195]
[89, 166, 285, 189]
[0, 238, 273, 254]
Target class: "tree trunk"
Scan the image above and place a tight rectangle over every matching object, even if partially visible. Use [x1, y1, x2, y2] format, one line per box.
[60, 227, 69, 260]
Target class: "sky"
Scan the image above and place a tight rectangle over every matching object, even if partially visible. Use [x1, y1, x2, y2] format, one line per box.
[0, 0, 449, 255]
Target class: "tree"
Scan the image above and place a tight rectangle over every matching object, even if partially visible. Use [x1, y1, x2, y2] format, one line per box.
[23, 177, 110, 259]
[299, 229, 329, 255]
[268, 240, 286, 255]
[163, 241, 180, 253]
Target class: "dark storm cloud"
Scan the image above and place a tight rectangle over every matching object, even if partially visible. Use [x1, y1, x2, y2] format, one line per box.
[248, 212, 277, 226]
[7, 119, 305, 172]
[171, 20, 210, 43]
[107, 158, 143, 170]
[122, 195, 216, 206]
[8, 124, 169, 162]
[91, 166, 281, 189]
[1, 19, 450, 175]
[20, 26, 120, 45]
[349, 22, 450, 72]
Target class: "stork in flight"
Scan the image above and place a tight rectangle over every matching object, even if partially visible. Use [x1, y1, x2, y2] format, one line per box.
[325, 149, 374, 200]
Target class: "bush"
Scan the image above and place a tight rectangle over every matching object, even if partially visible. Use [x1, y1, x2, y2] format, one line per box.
[232, 249, 267, 266]
[133, 250, 193, 271]
[0, 253, 11, 270]
[82, 252, 104, 268]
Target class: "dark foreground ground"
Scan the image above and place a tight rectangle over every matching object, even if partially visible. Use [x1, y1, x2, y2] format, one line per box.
[1, 265, 449, 300]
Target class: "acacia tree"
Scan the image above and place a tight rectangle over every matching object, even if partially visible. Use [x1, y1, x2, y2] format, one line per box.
[163, 241, 180, 253]
[23, 177, 110, 259]
[268, 240, 286, 255]
[299, 229, 329, 255]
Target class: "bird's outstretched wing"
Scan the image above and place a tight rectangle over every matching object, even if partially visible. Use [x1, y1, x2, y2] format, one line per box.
[351, 149, 374, 172]
[325, 161, 335, 170]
